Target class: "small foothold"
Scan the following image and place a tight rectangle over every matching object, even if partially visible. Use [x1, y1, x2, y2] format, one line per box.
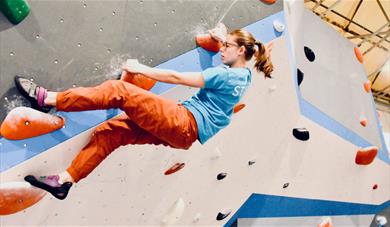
[260, 0, 276, 4]
[217, 172, 227, 180]
[354, 47, 363, 63]
[283, 182, 289, 188]
[248, 160, 256, 165]
[359, 116, 367, 127]
[211, 147, 222, 160]
[304, 46, 315, 62]
[377, 111, 382, 118]
[375, 215, 387, 226]
[161, 198, 185, 226]
[363, 80, 371, 93]
[233, 103, 246, 113]
[164, 162, 185, 175]
[355, 146, 378, 165]
[216, 209, 231, 221]
[372, 184, 378, 190]
[297, 68, 304, 86]
[273, 20, 285, 32]
[292, 128, 310, 141]
[193, 213, 201, 223]
[268, 85, 277, 92]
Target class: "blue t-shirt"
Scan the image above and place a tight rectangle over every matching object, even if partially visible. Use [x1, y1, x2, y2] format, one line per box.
[181, 64, 252, 144]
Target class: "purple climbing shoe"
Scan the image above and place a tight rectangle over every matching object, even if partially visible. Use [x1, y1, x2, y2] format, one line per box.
[14, 75, 52, 113]
[24, 175, 72, 200]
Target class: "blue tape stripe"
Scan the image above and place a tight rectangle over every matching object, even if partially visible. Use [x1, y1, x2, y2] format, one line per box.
[223, 193, 390, 227]
[300, 98, 390, 165]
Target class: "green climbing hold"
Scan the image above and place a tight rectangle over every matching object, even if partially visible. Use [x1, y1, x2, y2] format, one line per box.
[0, 0, 30, 24]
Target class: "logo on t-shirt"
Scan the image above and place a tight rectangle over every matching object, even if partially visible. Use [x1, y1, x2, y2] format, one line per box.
[232, 85, 247, 97]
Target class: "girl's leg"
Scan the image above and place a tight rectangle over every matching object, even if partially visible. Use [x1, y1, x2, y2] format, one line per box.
[55, 80, 198, 149]
[26, 114, 172, 199]
[66, 114, 171, 183]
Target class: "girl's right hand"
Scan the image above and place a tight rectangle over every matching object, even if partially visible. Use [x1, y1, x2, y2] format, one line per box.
[122, 59, 148, 74]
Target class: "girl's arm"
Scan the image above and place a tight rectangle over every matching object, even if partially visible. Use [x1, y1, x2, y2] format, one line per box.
[122, 60, 205, 88]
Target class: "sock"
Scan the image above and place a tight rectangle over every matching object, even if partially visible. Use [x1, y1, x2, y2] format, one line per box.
[58, 171, 75, 184]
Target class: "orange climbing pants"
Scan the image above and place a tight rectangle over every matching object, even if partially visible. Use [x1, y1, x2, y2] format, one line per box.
[55, 79, 198, 183]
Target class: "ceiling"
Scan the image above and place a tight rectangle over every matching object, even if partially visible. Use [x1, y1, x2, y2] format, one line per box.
[303, 0, 390, 112]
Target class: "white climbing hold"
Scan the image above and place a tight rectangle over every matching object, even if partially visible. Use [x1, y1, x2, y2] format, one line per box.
[211, 147, 222, 160]
[376, 215, 387, 226]
[161, 198, 185, 226]
[193, 212, 201, 223]
[268, 85, 277, 92]
[273, 20, 285, 33]
[349, 73, 358, 79]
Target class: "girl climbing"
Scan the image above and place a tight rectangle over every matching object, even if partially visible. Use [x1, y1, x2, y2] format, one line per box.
[17, 28, 273, 200]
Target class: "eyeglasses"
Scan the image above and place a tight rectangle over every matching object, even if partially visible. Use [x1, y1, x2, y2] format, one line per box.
[221, 41, 239, 48]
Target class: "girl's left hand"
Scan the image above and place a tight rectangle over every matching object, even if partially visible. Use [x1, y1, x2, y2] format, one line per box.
[122, 59, 148, 74]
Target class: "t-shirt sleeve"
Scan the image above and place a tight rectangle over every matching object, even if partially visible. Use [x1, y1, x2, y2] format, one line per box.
[201, 66, 228, 89]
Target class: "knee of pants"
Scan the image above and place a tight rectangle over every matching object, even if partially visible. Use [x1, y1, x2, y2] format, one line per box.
[92, 123, 124, 154]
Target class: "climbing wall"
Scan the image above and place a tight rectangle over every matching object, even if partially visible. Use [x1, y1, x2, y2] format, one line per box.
[1, 0, 389, 226]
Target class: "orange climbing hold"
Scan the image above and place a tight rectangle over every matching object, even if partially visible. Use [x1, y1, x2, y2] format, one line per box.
[261, 0, 276, 5]
[0, 182, 46, 215]
[359, 117, 367, 127]
[355, 146, 378, 165]
[363, 80, 371, 93]
[317, 217, 332, 227]
[354, 47, 363, 63]
[196, 23, 227, 53]
[164, 163, 185, 175]
[121, 71, 157, 90]
[0, 106, 65, 140]
[195, 34, 222, 52]
[233, 103, 246, 113]
[260, 0, 276, 4]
